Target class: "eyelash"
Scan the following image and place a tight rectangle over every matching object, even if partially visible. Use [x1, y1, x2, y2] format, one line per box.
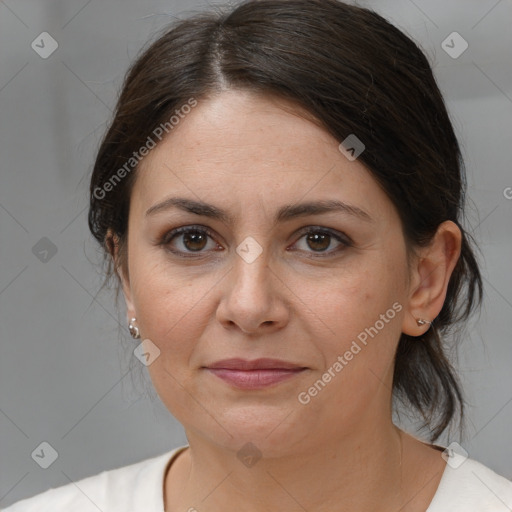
[158, 224, 352, 259]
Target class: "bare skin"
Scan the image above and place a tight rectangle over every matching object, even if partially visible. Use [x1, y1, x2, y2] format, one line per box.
[113, 89, 461, 512]
[164, 431, 448, 512]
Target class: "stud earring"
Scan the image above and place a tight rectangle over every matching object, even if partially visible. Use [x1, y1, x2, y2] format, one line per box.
[416, 318, 432, 327]
[128, 318, 141, 339]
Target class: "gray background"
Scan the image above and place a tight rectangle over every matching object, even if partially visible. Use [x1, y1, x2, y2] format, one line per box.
[1, 0, 511, 507]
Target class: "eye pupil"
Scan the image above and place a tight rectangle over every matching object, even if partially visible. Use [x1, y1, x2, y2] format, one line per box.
[183, 232, 207, 251]
[306, 232, 330, 251]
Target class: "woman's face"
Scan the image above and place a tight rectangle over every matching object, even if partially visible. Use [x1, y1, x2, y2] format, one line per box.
[119, 89, 416, 456]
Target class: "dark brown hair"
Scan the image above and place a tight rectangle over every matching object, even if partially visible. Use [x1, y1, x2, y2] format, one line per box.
[88, 0, 483, 442]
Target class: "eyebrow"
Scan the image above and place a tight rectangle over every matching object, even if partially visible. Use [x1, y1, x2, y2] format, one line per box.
[145, 196, 373, 225]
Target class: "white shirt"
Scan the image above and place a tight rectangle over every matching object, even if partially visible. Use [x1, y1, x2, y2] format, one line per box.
[3, 445, 512, 511]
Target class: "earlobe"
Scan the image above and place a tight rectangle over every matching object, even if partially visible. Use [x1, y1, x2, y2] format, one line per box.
[402, 221, 462, 336]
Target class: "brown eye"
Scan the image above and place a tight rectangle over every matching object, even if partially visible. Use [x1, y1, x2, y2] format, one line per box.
[292, 227, 351, 257]
[305, 232, 331, 252]
[161, 226, 220, 256]
[181, 231, 208, 251]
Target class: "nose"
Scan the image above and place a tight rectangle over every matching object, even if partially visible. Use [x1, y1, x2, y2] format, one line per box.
[216, 248, 290, 335]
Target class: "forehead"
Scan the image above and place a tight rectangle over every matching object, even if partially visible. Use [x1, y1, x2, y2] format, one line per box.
[130, 90, 393, 222]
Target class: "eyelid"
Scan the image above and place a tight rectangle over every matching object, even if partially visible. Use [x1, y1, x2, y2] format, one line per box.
[293, 225, 353, 246]
[160, 224, 217, 244]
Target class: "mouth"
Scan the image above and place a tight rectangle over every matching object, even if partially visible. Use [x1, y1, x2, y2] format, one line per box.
[203, 358, 308, 390]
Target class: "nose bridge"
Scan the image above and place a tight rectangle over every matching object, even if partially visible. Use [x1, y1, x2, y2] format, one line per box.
[216, 232, 289, 333]
[232, 235, 273, 297]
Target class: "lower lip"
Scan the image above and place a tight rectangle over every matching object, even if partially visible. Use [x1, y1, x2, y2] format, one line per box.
[206, 368, 306, 389]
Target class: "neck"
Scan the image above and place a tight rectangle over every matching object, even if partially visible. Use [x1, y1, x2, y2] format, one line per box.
[168, 421, 409, 512]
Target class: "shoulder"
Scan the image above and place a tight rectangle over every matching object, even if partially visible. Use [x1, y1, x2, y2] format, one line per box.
[2, 446, 187, 512]
[428, 451, 512, 511]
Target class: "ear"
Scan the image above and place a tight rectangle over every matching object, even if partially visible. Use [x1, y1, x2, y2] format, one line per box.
[402, 220, 462, 336]
[107, 229, 136, 325]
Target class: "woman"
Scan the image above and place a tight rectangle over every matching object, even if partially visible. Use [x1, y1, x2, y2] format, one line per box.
[5, 0, 511, 510]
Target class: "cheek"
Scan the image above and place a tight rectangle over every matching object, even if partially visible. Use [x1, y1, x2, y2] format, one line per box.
[301, 283, 404, 430]
[311, 248, 407, 384]
[129, 262, 214, 416]
[129, 255, 214, 360]
[317, 260, 401, 335]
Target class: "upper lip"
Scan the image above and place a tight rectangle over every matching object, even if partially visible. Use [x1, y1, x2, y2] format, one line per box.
[205, 358, 306, 370]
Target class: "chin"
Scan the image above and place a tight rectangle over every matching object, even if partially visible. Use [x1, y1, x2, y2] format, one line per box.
[206, 405, 310, 455]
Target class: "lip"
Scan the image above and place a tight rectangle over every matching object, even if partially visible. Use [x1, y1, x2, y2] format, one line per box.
[206, 358, 305, 370]
[204, 358, 308, 390]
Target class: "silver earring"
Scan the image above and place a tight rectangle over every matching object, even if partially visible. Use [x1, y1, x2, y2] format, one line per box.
[128, 318, 141, 339]
[416, 318, 432, 327]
